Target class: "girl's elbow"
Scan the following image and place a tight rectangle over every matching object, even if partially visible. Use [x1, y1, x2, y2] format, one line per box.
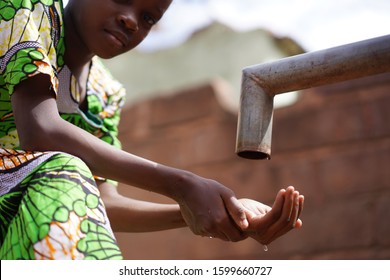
[17, 124, 56, 152]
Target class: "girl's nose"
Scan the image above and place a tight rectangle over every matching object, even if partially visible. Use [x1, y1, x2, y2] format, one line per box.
[117, 11, 138, 32]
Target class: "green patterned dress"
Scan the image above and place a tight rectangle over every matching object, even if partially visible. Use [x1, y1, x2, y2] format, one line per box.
[0, 0, 124, 259]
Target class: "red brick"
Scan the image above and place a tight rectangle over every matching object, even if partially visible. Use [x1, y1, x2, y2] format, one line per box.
[373, 192, 390, 247]
[149, 81, 232, 128]
[317, 139, 390, 196]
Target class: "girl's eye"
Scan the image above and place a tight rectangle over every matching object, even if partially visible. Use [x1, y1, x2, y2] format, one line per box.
[143, 14, 157, 26]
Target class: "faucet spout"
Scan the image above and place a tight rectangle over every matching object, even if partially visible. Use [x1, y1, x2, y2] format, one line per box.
[236, 35, 390, 159]
[236, 74, 274, 159]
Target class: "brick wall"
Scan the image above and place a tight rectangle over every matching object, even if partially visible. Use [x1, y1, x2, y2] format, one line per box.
[115, 73, 390, 260]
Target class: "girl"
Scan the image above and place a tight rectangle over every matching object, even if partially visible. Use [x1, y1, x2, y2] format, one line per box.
[0, 0, 304, 259]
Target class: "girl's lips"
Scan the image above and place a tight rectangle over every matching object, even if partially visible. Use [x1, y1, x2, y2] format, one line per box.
[105, 29, 128, 48]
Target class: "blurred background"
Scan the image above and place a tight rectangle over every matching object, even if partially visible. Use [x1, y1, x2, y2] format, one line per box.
[67, 0, 390, 259]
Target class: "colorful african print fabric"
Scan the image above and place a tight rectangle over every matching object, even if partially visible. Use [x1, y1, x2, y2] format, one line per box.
[0, 0, 125, 259]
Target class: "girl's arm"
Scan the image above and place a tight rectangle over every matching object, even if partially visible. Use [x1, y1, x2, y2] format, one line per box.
[98, 181, 186, 232]
[99, 181, 304, 245]
[12, 74, 248, 241]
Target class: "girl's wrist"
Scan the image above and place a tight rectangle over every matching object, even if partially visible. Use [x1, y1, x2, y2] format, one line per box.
[158, 165, 196, 203]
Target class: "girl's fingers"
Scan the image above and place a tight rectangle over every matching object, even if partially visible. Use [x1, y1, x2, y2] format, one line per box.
[245, 187, 304, 245]
[248, 187, 292, 234]
[283, 186, 295, 222]
[272, 188, 287, 212]
[258, 188, 301, 244]
[245, 188, 286, 233]
[292, 195, 304, 229]
[297, 195, 304, 221]
[290, 191, 300, 227]
[224, 196, 249, 230]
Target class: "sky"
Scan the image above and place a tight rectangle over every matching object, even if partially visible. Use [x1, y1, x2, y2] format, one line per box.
[138, 0, 390, 52]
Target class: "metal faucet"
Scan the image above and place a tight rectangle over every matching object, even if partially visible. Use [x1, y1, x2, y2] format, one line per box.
[236, 35, 390, 160]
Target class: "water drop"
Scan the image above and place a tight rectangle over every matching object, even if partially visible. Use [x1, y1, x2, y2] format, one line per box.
[263, 245, 268, 252]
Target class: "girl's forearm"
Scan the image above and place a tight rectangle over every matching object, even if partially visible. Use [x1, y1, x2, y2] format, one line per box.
[99, 182, 186, 232]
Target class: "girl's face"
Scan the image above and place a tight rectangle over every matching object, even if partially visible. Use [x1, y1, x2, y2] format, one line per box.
[66, 0, 172, 59]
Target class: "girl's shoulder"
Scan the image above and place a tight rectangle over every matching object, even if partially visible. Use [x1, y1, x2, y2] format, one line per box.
[0, 0, 65, 95]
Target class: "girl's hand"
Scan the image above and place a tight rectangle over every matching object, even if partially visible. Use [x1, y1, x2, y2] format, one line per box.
[239, 186, 304, 245]
[177, 173, 249, 242]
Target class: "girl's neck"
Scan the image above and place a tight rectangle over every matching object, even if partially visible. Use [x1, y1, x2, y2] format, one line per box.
[63, 4, 93, 75]
[63, 4, 92, 109]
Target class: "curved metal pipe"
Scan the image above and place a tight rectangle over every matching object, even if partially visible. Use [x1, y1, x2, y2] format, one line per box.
[236, 34, 390, 159]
